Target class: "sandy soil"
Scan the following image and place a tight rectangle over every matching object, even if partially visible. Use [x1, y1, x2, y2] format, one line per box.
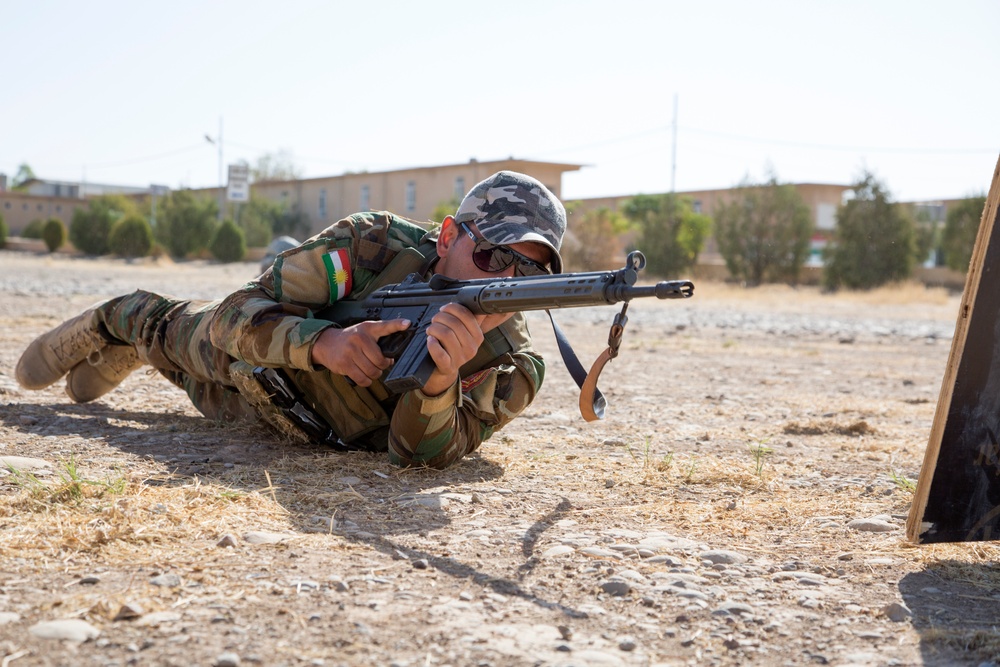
[1, 249, 999, 667]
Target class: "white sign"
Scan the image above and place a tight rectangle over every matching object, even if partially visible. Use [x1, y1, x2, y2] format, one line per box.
[227, 164, 250, 202]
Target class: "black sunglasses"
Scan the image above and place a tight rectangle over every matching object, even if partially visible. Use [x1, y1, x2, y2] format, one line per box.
[460, 222, 550, 277]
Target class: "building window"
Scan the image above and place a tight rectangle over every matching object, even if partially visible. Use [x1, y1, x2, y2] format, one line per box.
[405, 181, 416, 213]
[692, 200, 702, 214]
[318, 188, 327, 220]
[360, 185, 370, 211]
[454, 177, 465, 199]
[37, 204, 43, 211]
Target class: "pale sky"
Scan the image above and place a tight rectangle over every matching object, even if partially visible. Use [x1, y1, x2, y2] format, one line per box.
[3, 0, 998, 203]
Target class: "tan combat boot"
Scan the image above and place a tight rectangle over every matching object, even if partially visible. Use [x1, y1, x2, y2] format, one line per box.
[65, 345, 144, 403]
[15, 307, 109, 390]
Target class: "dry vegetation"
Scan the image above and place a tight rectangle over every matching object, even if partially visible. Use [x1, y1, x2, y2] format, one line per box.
[1, 251, 1000, 666]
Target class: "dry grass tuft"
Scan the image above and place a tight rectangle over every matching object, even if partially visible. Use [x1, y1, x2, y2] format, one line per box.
[783, 419, 877, 437]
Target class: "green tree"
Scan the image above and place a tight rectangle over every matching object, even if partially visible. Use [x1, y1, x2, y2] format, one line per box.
[21, 219, 45, 239]
[42, 217, 67, 253]
[562, 205, 629, 271]
[941, 195, 987, 272]
[0, 213, 7, 248]
[69, 195, 137, 255]
[209, 219, 247, 263]
[823, 172, 917, 290]
[109, 215, 154, 258]
[714, 176, 813, 285]
[237, 197, 283, 247]
[621, 193, 711, 278]
[156, 189, 218, 258]
[11, 163, 35, 190]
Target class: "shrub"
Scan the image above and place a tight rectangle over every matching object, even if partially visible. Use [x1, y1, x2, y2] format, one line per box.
[0, 214, 7, 249]
[209, 219, 247, 263]
[109, 215, 154, 258]
[714, 176, 813, 285]
[22, 219, 45, 239]
[42, 217, 67, 253]
[621, 194, 711, 278]
[941, 195, 987, 271]
[69, 195, 137, 256]
[156, 190, 218, 258]
[561, 205, 628, 271]
[823, 172, 917, 290]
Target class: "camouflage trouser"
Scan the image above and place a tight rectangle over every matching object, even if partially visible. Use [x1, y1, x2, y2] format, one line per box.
[97, 290, 257, 423]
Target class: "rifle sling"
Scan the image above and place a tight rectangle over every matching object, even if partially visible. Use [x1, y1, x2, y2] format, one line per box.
[546, 311, 608, 422]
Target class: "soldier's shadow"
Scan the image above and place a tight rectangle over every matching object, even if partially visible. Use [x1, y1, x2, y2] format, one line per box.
[1, 399, 506, 538]
[3, 397, 586, 618]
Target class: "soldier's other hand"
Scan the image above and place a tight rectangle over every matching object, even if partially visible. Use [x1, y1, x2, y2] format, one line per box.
[422, 304, 486, 397]
[311, 319, 410, 387]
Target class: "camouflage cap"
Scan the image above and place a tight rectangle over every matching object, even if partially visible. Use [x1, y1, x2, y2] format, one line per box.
[455, 171, 566, 274]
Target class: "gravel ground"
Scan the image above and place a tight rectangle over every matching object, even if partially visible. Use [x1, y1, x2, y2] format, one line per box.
[1, 249, 999, 667]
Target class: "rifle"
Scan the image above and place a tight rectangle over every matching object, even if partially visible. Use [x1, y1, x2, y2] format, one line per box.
[319, 251, 694, 404]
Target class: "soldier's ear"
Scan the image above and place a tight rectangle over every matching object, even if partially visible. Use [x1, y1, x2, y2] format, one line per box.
[437, 216, 458, 257]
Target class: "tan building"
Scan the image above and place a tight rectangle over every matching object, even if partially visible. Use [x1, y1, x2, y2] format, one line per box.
[197, 158, 584, 238]
[0, 190, 85, 235]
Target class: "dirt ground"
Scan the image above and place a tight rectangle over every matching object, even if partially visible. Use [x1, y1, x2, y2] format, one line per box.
[1, 249, 999, 667]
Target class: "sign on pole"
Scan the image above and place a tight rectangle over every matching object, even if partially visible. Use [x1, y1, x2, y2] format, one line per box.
[227, 164, 250, 203]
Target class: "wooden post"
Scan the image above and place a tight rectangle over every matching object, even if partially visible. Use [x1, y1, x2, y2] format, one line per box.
[907, 154, 1000, 543]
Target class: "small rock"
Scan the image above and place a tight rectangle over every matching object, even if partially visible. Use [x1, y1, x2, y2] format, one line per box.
[114, 602, 144, 621]
[848, 519, 896, 533]
[882, 602, 912, 622]
[600, 580, 631, 596]
[29, 619, 101, 642]
[411, 559, 429, 570]
[558, 625, 573, 640]
[150, 573, 181, 588]
[243, 531, 293, 544]
[0, 455, 49, 470]
[216, 652, 241, 667]
[135, 611, 182, 627]
[78, 576, 101, 585]
[618, 636, 637, 651]
[699, 550, 748, 565]
[216, 534, 238, 548]
[604, 478, 616, 488]
[542, 545, 575, 559]
[837, 552, 854, 561]
[0, 612, 20, 625]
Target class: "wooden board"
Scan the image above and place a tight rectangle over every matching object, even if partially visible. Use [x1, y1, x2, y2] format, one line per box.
[907, 155, 1000, 543]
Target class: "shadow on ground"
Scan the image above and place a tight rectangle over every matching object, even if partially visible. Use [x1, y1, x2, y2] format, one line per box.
[900, 560, 1000, 664]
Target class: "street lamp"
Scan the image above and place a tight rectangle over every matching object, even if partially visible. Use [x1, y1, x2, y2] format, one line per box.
[204, 117, 224, 220]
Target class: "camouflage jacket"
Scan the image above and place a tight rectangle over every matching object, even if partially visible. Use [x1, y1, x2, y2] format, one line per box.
[210, 212, 545, 468]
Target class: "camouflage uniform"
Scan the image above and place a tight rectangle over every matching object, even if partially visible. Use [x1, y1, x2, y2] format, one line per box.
[93, 211, 545, 469]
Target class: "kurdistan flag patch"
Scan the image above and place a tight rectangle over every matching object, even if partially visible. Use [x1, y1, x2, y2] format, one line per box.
[323, 248, 353, 301]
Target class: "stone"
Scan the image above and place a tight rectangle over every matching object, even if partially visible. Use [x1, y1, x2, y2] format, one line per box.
[882, 602, 912, 622]
[699, 549, 748, 565]
[243, 531, 293, 544]
[216, 534, 239, 548]
[215, 652, 241, 667]
[29, 619, 101, 642]
[847, 519, 896, 533]
[150, 573, 182, 587]
[600, 580, 632, 596]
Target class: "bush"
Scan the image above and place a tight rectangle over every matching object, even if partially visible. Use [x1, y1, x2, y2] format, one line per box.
[823, 172, 917, 290]
[209, 219, 247, 263]
[941, 195, 987, 271]
[714, 176, 813, 285]
[561, 205, 628, 271]
[621, 194, 711, 278]
[156, 190, 218, 258]
[69, 195, 137, 256]
[22, 219, 45, 239]
[109, 215, 154, 258]
[42, 217, 67, 253]
[0, 214, 7, 249]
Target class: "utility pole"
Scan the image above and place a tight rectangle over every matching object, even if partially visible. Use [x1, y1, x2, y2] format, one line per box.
[205, 116, 224, 220]
[670, 94, 678, 194]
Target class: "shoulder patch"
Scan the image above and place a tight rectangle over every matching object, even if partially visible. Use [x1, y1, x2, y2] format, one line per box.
[461, 368, 493, 394]
[323, 248, 353, 301]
